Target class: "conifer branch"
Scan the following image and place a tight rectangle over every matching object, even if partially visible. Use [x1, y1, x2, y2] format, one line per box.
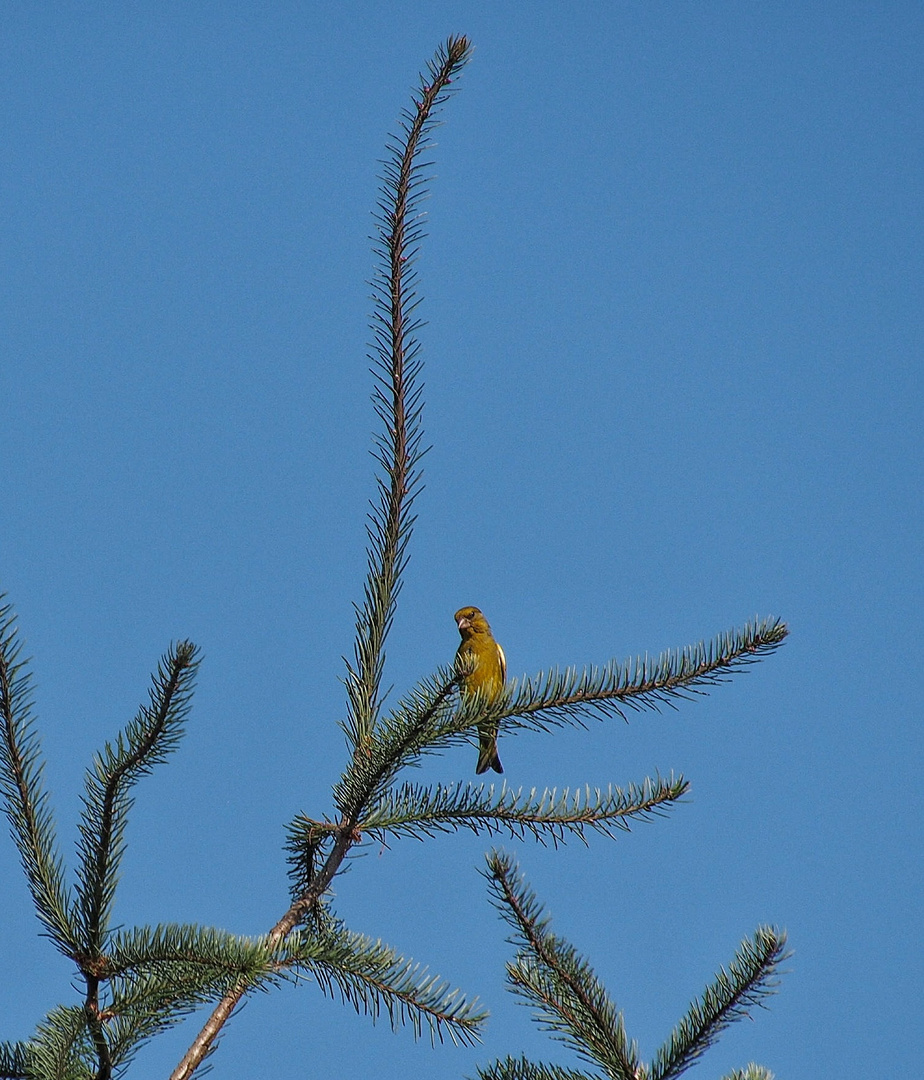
[334, 669, 461, 819]
[100, 927, 286, 1069]
[337, 618, 785, 812]
[84, 977, 112, 1080]
[0, 1041, 29, 1079]
[476, 1056, 596, 1080]
[70, 642, 199, 1079]
[359, 775, 688, 845]
[27, 1006, 93, 1080]
[486, 852, 641, 1080]
[343, 33, 473, 750]
[721, 1067, 774, 1080]
[105, 924, 285, 985]
[502, 618, 788, 731]
[0, 597, 77, 955]
[170, 38, 473, 1080]
[74, 642, 199, 956]
[649, 926, 787, 1080]
[335, 618, 785, 811]
[484, 854, 782, 1080]
[283, 916, 486, 1045]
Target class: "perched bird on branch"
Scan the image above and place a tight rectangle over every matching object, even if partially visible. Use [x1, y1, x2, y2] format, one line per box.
[454, 606, 506, 774]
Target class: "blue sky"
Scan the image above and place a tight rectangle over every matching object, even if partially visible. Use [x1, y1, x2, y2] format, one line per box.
[0, 3, 921, 1077]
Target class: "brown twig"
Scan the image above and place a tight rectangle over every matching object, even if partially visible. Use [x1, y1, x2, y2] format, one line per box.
[84, 975, 113, 1080]
[168, 824, 355, 1080]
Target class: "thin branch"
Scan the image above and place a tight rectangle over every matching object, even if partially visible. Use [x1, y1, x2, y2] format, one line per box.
[650, 926, 787, 1080]
[477, 1057, 598, 1080]
[333, 618, 785, 828]
[171, 51, 471, 1080]
[84, 975, 112, 1080]
[0, 1041, 30, 1080]
[71, 641, 199, 1080]
[282, 918, 486, 1046]
[502, 618, 788, 730]
[721, 1066, 775, 1080]
[358, 774, 688, 845]
[343, 33, 473, 749]
[334, 671, 461, 820]
[75, 641, 199, 953]
[25, 1006, 93, 1080]
[335, 619, 786, 796]
[486, 852, 640, 1080]
[0, 596, 77, 954]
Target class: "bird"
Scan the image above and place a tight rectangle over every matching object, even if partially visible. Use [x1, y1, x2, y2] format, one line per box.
[454, 606, 506, 774]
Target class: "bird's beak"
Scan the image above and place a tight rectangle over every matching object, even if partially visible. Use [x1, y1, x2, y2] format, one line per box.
[457, 616, 470, 631]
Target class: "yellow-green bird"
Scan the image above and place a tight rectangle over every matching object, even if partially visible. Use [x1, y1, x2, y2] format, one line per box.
[454, 606, 506, 775]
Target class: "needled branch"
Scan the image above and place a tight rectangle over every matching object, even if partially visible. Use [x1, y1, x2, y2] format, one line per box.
[503, 617, 788, 731]
[483, 853, 785, 1080]
[71, 641, 198, 1080]
[75, 641, 199, 954]
[477, 1056, 596, 1080]
[649, 926, 787, 1080]
[0, 1040, 30, 1079]
[358, 774, 689, 845]
[331, 617, 785, 799]
[487, 852, 640, 1080]
[280, 914, 486, 1045]
[25, 1006, 91, 1080]
[0, 597, 77, 955]
[334, 670, 461, 820]
[170, 37, 473, 1080]
[344, 33, 473, 749]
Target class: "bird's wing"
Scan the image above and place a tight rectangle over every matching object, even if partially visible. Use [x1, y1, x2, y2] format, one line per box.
[496, 641, 506, 682]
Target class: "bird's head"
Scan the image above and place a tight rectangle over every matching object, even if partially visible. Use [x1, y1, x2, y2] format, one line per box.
[455, 606, 491, 636]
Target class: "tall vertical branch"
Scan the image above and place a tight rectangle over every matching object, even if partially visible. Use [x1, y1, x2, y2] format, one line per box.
[170, 38, 472, 1080]
[344, 34, 473, 749]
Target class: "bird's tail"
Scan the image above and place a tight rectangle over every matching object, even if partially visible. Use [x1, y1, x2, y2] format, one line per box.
[476, 736, 503, 775]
